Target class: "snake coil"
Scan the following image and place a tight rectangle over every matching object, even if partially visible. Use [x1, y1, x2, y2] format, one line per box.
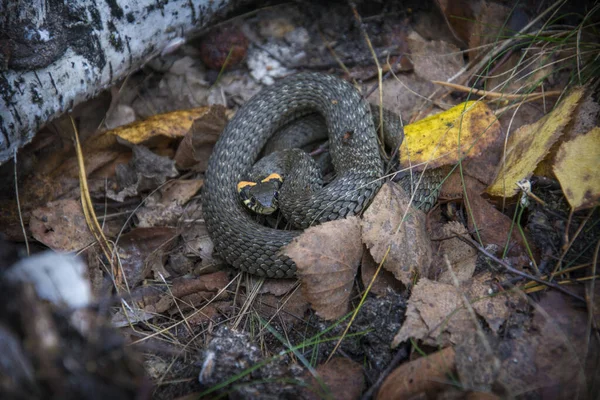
[203, 73, 435, 278]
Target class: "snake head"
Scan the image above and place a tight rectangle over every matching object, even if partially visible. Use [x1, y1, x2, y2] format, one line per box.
[237, 173, 283, 215]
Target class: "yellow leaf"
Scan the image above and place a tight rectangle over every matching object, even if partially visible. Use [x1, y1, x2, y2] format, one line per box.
[553, 127, 600, 210]
[487, 88, 585, 197]
[86, 107, 214, 150]
[402, 101, 501, 169]
[111, 107, 211, 144]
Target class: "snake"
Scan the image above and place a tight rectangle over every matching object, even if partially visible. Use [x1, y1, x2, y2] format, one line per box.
[202, 73, 442, 278]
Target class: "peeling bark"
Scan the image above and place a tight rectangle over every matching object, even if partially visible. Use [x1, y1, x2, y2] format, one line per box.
[0, 0, 231, 164]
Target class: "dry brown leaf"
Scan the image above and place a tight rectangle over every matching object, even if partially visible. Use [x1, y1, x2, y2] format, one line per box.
[465, 184, 530, 261]
[377, 346, 456, 400]
[487, 88, 585, 197]
[259, 278, 299, 297]
[174, 105, 228, 171]
[301, 357, 364, 400]
[135, 179, 204, 228]
[107, 145, 179, 202]
[362, 182, 432, 285]
[455, 291, 597, 397]
[284, 217, 362, 320]
[117, 227, 178, 288]
[392, 273, 515, 348]
[112, 272, 230, 326]
[360, 251, 403, 297]
[553, 127, 600, 210]
[159, 179, 203, 205]
[435, 222, 477, 284]
[407, 31, 464, 83]
[527, 291, 594, 396]
[29, 199, 95, 252]
[247, 289, 309, 327]
[401, 101, 501, 170]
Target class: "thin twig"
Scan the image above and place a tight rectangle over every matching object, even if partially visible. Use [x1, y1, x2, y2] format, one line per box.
[456, 234, 586, 303]
[13, 150, 29, 255]
[431, 81, 562, 100]
[552, 207, 596, 277]
[349, 1, 385, 148]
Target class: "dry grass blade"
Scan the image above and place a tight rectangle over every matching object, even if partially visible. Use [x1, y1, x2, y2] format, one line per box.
[70, 116, 120, 285]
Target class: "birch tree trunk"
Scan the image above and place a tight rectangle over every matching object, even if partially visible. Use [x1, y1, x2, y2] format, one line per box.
[0, 0, 232, 164]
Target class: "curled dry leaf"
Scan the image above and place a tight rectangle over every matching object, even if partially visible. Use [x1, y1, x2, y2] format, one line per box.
[487, 87, 584, 198]
[301, 357, 364, 400]
[362, 181, 432, 285]
[377, 346, 456, 400]
[29, 199, 95, 252]
[401, 101, 500, 170]
[112, 271, 229, 327]
[392, 273, 515, 348]
[553, 127, 600, 210]
[284, 217, 362, 320]
[107, 145, 179, 202]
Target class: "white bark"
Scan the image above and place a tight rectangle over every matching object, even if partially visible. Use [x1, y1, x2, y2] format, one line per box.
[0, 0, 231, 164]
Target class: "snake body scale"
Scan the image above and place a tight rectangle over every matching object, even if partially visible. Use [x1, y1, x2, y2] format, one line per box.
[202, 73, 440, 278]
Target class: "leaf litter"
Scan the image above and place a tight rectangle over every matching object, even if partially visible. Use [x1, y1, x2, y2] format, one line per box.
[1, 2, 599, 399]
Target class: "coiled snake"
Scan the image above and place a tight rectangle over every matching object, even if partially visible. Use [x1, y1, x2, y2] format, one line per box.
[202, 73, 441, 278]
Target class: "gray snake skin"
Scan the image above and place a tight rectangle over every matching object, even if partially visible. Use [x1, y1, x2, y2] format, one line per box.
[202, 73, 441, 278]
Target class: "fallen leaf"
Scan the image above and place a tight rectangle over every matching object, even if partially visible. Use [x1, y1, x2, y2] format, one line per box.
[553, 127, 600, 210]
[181, 222, 220, 270]
[454, 331, 502, 393]
[408, 31, 464, 82]
[401, 101, 501, 170]
[377, 346, 456, 400]
[245, 289, 309, 327]
[392, 273, 515, 348]
[362, 182, 432, 285]
[135, 179, 203, 228]
[107, 145, 179, 202]
[535, 88, 600, 177]
[284, 217, 362, 320]
[259, 278, 299, 297]
[454, 291, 597, 398]
[102, 107, 214, 146]
[174, 105, 228, 171]
[527, 291, 594, 397]
[465, 183, 530, 261]
[112, 272, 229, 326]
[435, 222, 478, 284]
[117, 227, 178, 288]
[487, 88, 585, 197]
[29, 199, 95, 252]
[360, 251, 403, 297]
[159, 179, 203, 205]
[301, 357, 364, 400]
